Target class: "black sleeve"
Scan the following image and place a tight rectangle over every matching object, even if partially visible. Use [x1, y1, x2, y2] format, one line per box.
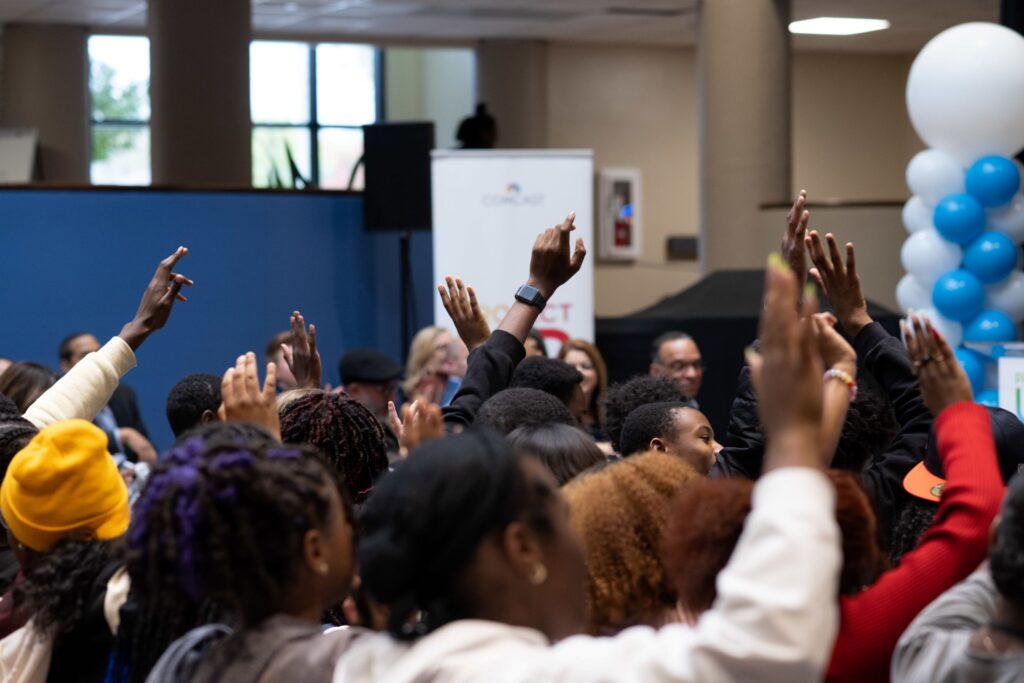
[854, 322, 933, 535]
[109, 384, 149, 438]
[712, 360, 764, 480]
[442, 330, 526, 429]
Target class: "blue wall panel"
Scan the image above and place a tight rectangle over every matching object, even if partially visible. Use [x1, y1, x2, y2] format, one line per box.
[0, 189, 433, 450]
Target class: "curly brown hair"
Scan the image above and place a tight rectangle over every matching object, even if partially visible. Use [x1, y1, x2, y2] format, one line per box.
[562, 450, 700, 635]
[665, 470, 887, 617]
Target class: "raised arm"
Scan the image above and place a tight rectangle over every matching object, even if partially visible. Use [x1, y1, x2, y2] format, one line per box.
[826, 314, 1003, 682]
[23, 247, 193, 428]
[443, 213, 586, 428]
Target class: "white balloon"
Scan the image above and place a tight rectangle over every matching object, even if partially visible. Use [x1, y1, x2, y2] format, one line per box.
[906, 22, 1024, 165]
[895, 273, 933, 313]
[986, 270, 1024, 322]
[905, 149, 965, 204]
[989, 194, 1024, 244]
[902, 196, 934, 234]
[900, 229, 963, 287]
[916, 307, 964, 347]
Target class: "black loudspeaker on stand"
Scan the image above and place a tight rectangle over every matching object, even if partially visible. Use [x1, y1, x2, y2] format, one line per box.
[362, 122, 435, 358]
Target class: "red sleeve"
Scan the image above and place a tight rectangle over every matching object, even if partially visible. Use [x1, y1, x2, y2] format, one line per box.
[825, 401, 1004, 683]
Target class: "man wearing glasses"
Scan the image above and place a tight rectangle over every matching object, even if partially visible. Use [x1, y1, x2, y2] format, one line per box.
[649, 331, 704, 406]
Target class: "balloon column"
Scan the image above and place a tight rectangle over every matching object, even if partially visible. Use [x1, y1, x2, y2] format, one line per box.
[898, 22, 1024, 402]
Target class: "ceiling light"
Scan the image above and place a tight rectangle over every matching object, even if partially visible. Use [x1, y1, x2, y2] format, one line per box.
[789, 17, 890, 36]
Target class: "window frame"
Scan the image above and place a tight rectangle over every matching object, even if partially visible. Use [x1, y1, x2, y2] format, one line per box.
[87, 34, 152, 186]
[251, 41, 385, 189]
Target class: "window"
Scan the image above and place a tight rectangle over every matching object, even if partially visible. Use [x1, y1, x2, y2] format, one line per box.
[88, 35, 151, 185]
[251, 41, 379, 189]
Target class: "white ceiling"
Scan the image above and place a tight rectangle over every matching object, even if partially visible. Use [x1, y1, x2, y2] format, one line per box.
[0, 0, 1002, 52]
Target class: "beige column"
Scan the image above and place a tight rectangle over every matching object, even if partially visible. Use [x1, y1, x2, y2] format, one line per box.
[0, 24, 90, 182]
[149, 0, 251, 185]
[475, 40, 548, 148]
[698, 0, 791, 272]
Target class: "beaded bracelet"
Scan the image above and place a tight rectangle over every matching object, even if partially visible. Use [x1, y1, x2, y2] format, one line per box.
[824, 368, 858, 401]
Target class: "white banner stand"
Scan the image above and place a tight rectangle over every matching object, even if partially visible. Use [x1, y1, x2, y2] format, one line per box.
[431, 150, 595, 355]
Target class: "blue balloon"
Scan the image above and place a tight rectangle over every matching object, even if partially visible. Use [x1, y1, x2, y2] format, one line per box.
[932, 269, 985, 322]
[966, 155, 1021, 208]
[934, 193, 987, 245]
[964, 309, 1018, 342]
[976, 388, 1000, 407]
[963, 231, 1019, 284]
[954, 347, 986, 395]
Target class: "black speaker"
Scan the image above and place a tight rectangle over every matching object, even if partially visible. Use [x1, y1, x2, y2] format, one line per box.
[362, 122, 435, 232]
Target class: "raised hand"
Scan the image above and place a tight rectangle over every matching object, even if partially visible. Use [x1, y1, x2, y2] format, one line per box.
[282, 310, 322, 389]
[782, 190, 810, 287]
[901, 313, 973, 416]
[438, 276, 491, 351]
[119, 246, 194, 351]
[755, 254, 824, 471]
[387, 399, 445, 458]
[527, 212, 587, 299]
[812, 313, 857, 376]
[806, 231, 872, 339]
[219, 352, 281, 440]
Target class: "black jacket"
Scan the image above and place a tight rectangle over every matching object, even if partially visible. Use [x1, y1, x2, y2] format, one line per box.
[714, 322, 932, 534]
[443, 330, 526, 430]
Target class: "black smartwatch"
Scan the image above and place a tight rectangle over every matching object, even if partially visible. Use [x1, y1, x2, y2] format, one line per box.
[515, 284, 547, 312]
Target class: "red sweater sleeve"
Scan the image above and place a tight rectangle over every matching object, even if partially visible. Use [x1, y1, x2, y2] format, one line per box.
[825, 401, 1004, 683]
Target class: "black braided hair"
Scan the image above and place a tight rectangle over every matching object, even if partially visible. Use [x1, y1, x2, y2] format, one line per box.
[279, 392, 389, 504]
[13, 536, 123, 636]
[0, 393, 36, 481]
[121, 434, 349, 683]
[358, 429, 556, 640]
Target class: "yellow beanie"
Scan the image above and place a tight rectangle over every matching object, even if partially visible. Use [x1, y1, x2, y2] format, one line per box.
[0, 419, 130, 552]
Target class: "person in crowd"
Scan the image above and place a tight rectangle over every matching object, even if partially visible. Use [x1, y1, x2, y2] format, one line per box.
[0, 362, 56, 414]
[339, 348, 401, 410]
[602, 375, 686, 454]
[0, 395, 35, 597]
[476, 387, 575, 435]
[666, 312, 1004, 683]
[507, 423, 606, 486]
[279, 390, 389, 504]
[165, 373, 222, 438]
[0, 420, 132, 681]
[648, 331, 704, 404]
[557, 339, 609, 441]
[123, 436, 356, 683]
[618, 401, 722, 474]
[892, 472, 1024, 682]
[401, 326, 465, 407]
[0, 359, 10, 376]
[59, 331, 155, 463]
[562, 450, 700, 635]
[510, 356, 585, 416]
[456, 102, 497, 149]
[525, 329, 548, 357]
[890, 403, 1024, 565]
[718, 202, 929, 547]
[336, 255, 841, 682]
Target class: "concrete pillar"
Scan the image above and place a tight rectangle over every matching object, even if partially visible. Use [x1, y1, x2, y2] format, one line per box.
[0, 24, 90, 182]
[698, 0, 791, 272]
[475, 40, 548, 148]
[149, 0, 251, 185]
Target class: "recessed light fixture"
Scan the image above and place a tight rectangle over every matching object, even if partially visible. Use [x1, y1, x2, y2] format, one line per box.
[789, 17, 890, 36]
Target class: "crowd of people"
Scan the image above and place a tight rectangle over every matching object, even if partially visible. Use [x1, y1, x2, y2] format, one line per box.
[0, 194, 1022, 682]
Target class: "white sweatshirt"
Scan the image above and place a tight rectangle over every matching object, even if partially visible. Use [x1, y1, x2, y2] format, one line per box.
[22, 337, 136, 429]
[334, 467, 840, 683]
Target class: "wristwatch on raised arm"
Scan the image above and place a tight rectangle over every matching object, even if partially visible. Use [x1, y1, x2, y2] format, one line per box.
[515, 284, 547, 312]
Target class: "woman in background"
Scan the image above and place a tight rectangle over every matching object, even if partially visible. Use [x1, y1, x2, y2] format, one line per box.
[558, 339, 609, 441]
[402, 326, 466, 407]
